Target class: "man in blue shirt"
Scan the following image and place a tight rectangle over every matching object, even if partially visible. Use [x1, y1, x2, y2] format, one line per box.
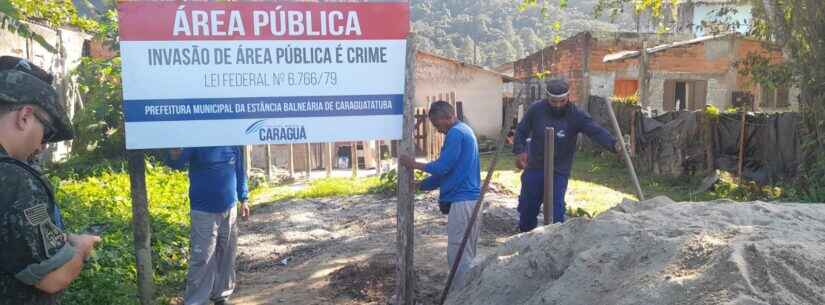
[513, 79, 620, 232]
[167, 146, 249, 305]
[399, 101, 481, 291]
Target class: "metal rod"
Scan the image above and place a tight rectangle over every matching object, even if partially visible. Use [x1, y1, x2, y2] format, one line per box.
[605, 100, 645, 201]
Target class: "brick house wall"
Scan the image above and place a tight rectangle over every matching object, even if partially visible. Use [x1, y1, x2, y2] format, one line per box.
[514, 32, 795, 114]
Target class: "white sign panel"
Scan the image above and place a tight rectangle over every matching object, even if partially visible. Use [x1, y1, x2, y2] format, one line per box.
[119, 1, 409, 149]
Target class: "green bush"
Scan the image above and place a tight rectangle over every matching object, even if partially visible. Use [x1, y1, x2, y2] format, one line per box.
[609, 94, 639, 105]
[56, 164, 190, 305]
[70, 56, 125, 161]
[368, 169, 428, 196]
[710, 171, 783, 202]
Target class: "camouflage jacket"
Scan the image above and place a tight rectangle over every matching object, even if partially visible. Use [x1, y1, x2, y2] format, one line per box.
[0, 147, 75, 305]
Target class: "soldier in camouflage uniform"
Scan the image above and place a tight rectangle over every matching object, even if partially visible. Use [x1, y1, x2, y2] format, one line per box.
[0, 56, 101, 305]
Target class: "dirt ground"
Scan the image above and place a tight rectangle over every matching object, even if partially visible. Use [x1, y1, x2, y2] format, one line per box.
[232, 186, 521, 305]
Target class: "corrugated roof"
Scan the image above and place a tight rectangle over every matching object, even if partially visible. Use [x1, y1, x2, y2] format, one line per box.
[418, 51, 516, 81]
[602, 33, 734, 63]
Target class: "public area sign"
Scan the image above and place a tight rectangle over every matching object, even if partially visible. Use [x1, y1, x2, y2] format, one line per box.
[119, 1, 409, 149]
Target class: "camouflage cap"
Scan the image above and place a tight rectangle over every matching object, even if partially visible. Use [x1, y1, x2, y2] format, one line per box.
[0, 57, 73, 142]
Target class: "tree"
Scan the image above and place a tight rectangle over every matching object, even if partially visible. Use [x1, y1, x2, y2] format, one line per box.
[458, 35, 477, 64]
[493, 40, 518, 65]
[520, 27, 545, 54]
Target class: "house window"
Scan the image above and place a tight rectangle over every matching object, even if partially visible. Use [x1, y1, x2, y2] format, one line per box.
[760, 86, 775, 107]
[613, 79, 639, 98]
[760, 85, 790, 108]
[663, 80, 708, 111]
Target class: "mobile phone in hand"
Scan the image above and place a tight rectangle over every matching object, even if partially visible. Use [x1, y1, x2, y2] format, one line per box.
[83, 223, 109, 236]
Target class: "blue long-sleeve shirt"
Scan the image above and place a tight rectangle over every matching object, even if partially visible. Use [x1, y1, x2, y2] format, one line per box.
[513, 100, 617, 175]
[166, 146, 249, 213]
[419, 122, 481, 203]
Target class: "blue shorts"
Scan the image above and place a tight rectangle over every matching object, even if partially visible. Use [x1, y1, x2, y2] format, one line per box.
[517, 169, 569, 232]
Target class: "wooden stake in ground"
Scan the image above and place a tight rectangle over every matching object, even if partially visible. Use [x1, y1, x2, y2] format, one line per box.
[265, 144, 272, 181]
[737, 110, 747, 183]
[326, 143, 333, 177]
[396, 33, 417, 305]
[543, 127, 555, 225]
[288, 144, 295, 177]
[126, 150, 155, 305]
[439, 87, 522, 305]
[377, 140, 384, 175]
[605, 100, 645, 201]
[305, 143, 311, 178]
[351, 142, 359, 177]
[638, 41, 650, 108]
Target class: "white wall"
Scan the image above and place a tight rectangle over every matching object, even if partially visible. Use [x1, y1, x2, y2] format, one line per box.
[415, 54, 505, 138]
[0, 22, 89, 161]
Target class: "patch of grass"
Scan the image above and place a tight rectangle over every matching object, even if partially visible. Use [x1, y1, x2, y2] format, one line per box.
[479, 149, 735, 218]
[56, 164, 190, 305]
[252, 176, 383, 204]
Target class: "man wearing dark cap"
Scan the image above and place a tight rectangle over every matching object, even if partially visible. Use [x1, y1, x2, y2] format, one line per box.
[512, 78, 620, 232]
[0, 56, 101, 305]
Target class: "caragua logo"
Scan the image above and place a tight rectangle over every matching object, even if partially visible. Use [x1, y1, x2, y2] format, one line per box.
[245, 120, 307, 141]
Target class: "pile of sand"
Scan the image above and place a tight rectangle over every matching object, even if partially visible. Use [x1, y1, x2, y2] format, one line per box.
[447, 197, 825, 305]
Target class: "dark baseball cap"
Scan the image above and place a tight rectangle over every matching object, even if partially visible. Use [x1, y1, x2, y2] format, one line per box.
[0, 56, 73, 142]
[546, 79, 570, 98]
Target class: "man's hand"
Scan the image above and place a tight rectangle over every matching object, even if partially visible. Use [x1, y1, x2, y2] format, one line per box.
[169, 148, 183, 160]
[614, 141, 630, 155]
[516, 153, 528, 169]
[239, 201, 250, 221]
[398, 154, 416, 169]
[68, 234, 102, 258]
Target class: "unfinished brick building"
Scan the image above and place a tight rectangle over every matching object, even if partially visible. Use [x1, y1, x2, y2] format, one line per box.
[514, 31, 796, 114]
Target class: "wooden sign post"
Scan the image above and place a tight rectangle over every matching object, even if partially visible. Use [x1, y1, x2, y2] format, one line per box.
[126, 150, 155, 305]
[396, 33, 417, 305]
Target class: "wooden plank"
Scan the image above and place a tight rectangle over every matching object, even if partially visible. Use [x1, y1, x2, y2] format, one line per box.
[351, 142, 359, 177]
[288, 144, 295, 177]
[693, 80, 708, 110]
[543, 127, 555, 225]
[265, 144, 272, 181]
[326, 143, 332, 177]
[376, 140, 383, 175]
[737, 110, 747, 182]
[638, 41, 649, 108]
[582, 32, 592, 109]
[396, 33, 417, 305]
[630, 112, 637, 158]
[606, 100, 645, 201]
[305, 143, 311, 178]
[127, 150, 155, 305]
[663, 80, 677, 112]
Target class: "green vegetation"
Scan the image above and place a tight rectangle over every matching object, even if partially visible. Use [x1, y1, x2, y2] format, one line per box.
[251, 176, 385, 204]
[411, 0, 631, 66]
[54, 164, 190, 305]
[610, 94, 640, 106]
[482, 148, 806, 219]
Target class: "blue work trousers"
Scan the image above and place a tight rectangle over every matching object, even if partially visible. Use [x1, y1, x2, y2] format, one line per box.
[517, 169, 569, 232]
